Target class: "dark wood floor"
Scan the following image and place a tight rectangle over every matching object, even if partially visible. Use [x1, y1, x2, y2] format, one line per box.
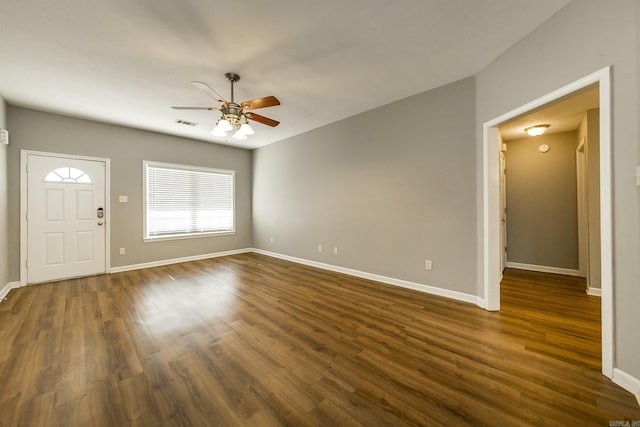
[0, 253, 638, 426]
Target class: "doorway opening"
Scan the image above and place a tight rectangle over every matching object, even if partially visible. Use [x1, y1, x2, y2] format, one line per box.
[481, 67, 612, 378]
[499, 84, 599, 284]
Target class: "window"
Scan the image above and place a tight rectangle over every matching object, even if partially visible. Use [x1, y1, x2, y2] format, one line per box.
[44, 167, 92, 183]
[144, 161, 235, 240]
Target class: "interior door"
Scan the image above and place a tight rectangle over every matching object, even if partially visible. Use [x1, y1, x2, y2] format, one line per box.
[27, 154, 106, 283]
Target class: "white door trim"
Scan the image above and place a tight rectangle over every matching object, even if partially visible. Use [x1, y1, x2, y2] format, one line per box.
[20, 150, 111, 285]
[481, 66, 613, 378]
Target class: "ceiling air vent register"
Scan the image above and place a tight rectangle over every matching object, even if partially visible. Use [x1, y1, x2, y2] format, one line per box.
[175, 119, 198, 127]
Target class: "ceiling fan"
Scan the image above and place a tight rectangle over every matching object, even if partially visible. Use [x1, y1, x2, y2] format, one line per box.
[172, 72, 280, 140]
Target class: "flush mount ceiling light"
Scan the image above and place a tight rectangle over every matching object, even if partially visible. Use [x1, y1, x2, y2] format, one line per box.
[172, 73, 280, 140]
[525, 124, 550, 136]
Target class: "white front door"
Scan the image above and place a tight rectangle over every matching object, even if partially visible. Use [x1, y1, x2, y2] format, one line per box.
[27, 154, 106, 283]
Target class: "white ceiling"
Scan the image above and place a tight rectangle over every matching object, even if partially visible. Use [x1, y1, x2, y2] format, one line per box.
[499, 85, 600, 141]
[0, 0, 571, 149]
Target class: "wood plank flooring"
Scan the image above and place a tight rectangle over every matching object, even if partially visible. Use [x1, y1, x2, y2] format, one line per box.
[0, 253, 638, 426]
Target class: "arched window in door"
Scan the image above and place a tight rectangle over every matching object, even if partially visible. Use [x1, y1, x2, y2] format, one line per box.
[44, 167, 92, 183]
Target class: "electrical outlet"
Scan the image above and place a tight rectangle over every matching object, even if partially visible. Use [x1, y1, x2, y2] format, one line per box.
[270, 237, 274, 244]
[119, 248, 126, 255]
[119, 195, 128, 202]
[333, 246, 338, 255]
[425, 260, 432, 270]
[318, 245, 322, 252]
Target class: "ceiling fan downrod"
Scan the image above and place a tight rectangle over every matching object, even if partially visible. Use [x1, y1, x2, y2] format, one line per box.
[225, 72, 240, 103]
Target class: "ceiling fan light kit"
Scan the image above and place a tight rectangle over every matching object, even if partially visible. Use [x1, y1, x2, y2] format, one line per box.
[210, 124, 228, 137]
[239, 123, 255, 135]
[173, 72, 280, 141]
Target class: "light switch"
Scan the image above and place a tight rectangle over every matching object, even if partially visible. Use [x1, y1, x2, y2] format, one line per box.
[119, 195, 128, 202]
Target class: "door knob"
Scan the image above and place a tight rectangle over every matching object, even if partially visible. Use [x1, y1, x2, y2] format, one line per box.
[98, 221, 104, 226]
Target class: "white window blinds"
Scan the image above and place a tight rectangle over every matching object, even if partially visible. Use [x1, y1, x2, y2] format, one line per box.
[144, 161, 235, 240]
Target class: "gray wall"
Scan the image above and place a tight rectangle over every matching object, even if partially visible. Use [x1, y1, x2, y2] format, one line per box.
[0, 97, 8, 287]
[7, 107, 252, 280]
[505, 131, 578, 269]
[253, 77, 477, 295]
[476, 0, 640, 379]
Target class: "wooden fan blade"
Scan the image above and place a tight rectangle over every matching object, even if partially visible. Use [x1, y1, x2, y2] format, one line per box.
[171, 106, 220, 111]
[191, 81, 227, 103]
[241, 96, 280, 110]
[246, 112, 280, 127]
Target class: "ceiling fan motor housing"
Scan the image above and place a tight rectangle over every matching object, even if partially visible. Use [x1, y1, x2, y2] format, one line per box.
[222, 103, 243, 128]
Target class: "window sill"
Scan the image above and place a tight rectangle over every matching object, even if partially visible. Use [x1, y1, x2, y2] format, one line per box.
[144, 230, 236, 243]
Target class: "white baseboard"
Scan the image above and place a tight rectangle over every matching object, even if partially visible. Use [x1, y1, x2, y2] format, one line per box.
[109, 248, 253, 273]
[587, 287, 602, 297]
[506, 262, 581, 277]
[613, 368, 640, 406]
[0, 281, 21, 301]
[252, 249, 483, 307]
